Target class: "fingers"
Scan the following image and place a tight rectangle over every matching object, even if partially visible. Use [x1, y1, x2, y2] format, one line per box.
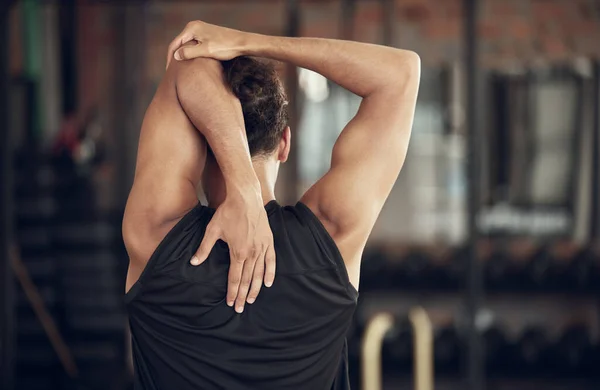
[174, 42, 207, 62]
[191, 225, 220, 266]
[166, 29, 196, 69]
[233, 247, 259, 313]
[226, 249, 247, 309]
[264, 244, 276, 288]
[246, 248, 265, 305]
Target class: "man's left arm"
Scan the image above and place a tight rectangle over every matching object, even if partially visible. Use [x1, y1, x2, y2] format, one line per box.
[170, 58, 276, 313]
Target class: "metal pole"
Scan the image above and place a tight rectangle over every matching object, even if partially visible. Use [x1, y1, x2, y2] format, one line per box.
[1, 1, 15, 389]
[591, 61, 600, 240]
[463, 0, 484, 389]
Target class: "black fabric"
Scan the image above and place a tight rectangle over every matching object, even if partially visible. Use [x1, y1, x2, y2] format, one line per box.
[125, 200, 358, 390]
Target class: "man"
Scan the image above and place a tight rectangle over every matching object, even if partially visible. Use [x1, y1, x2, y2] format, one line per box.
[123, 21, 419, 390]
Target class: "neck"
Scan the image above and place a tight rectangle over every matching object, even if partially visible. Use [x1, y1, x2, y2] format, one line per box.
[205, 159, 277, 209]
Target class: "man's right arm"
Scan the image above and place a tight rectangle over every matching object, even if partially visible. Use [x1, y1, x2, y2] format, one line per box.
[244, 36, 421, 262]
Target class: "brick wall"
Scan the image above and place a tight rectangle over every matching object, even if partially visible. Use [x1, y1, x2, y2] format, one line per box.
[138, 0, 600, 77]
[9, 0, 600, 106]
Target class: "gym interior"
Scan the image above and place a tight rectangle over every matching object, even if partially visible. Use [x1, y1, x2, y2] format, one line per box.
[1, 1, 599, 390]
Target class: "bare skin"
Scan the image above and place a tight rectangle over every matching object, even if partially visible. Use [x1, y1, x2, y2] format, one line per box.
[123, 55, 276, 314]
[167, 22, 421, 290]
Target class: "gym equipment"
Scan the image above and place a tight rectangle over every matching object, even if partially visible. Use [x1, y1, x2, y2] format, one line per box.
[396, 249, 432, 289]
[360, 248, 393, 290]
[483, 243, 514, 291]
[434, 323, 462, 375]
[427, 246, 468, 290]
[514, 325, 550, 376]
[362, 308, 433, 390]
[410, 308, 434, 390]
[382, 316, 413, 372]
[551, 324, 594, 377]
[564, 246, 599, 292]
[482, 322, 512, 375]
[361, 313, 395, 390]
[525, 245, 558, 291]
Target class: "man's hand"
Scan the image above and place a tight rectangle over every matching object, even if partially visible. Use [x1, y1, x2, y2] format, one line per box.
[191, 189, 276, 313]
[166, 21, 247, 68]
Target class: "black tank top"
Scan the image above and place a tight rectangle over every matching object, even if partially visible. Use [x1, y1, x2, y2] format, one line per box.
[125, 201, 358, 390]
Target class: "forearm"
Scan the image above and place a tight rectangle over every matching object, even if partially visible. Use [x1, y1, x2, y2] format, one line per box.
[241, 34, 419, 98]
[174, 58, 260, 195]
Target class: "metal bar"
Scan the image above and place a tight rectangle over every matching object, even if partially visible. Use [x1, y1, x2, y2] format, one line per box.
[361, 313, 394, 390]
[463, 0, 484, 389]
[1, 1, 15, 388]
[409, 307, 434, 390]
[591, 60, 600, 240]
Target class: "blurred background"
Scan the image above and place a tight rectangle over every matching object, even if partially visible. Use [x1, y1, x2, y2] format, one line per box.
[1, 0, 599, 389]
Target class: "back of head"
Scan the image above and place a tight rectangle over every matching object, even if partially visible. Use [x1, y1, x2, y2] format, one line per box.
[222, 57, 288, 157]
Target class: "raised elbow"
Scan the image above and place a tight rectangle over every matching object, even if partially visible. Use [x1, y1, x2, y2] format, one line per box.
[389, 51, 420, 94]
[398, 50, 421, 80]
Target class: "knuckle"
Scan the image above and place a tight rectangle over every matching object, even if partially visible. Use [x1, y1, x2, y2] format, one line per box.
[240, 281, 250, 289]
[235, 249, 249, 260]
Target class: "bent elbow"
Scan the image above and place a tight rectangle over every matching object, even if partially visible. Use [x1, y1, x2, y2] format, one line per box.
[398, 50, 421, 81]
[390, 51, 421, 96]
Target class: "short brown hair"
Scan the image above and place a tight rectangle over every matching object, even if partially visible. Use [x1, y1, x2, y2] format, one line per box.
[222, 57, 288, 157]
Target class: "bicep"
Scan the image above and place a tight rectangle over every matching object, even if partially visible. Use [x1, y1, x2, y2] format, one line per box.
[301, 86, 418, 241]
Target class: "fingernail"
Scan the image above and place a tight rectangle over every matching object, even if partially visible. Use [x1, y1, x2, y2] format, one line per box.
[235, 306, 244, 314]
[227, 300, 234, 307]
[265, 281, 273, 288]
[190, 256, 199, 266]
[247, 297, 255, 304]
[175, 51, 182, 61]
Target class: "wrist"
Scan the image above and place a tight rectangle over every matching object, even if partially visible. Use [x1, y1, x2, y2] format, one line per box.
[225, 181, 262, 207]
[224, 173, 261, 196]
[240, 32, 276, 57]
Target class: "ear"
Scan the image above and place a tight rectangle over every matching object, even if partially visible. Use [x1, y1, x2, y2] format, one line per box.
[278, 126, 291, 163]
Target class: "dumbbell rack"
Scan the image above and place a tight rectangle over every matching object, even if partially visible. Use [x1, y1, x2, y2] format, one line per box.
[13, 152, 129, 390]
